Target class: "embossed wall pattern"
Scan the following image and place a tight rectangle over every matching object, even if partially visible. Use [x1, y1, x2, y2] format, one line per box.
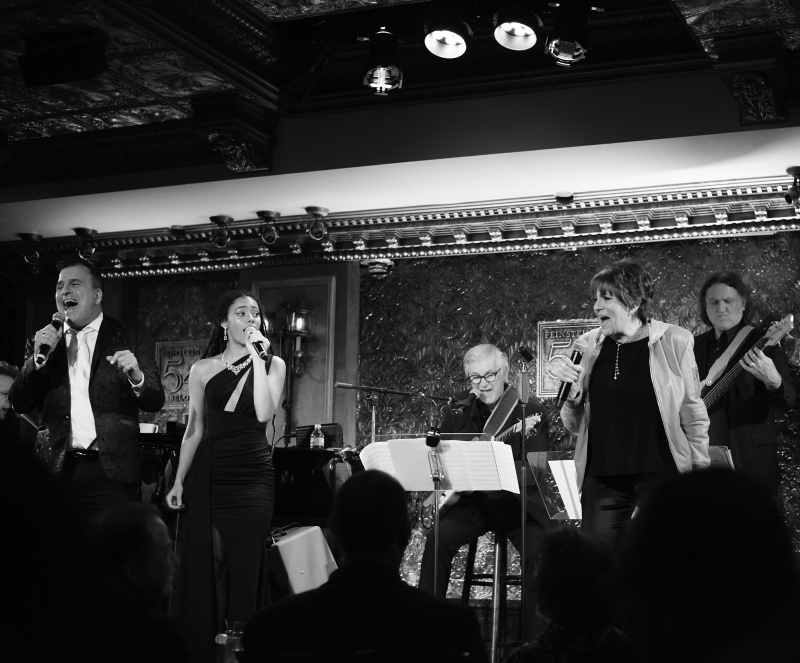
[359, 237, 800, 594]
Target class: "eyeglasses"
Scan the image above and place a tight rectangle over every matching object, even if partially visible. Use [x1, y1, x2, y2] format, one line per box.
[466, 369, 502, 385]
[0, 390, 9, 399]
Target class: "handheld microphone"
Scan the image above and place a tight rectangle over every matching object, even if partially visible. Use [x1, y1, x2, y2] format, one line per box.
[554, 349, 584, 408]
[35, 312, 65, 365]
[245, 327, 271, 361]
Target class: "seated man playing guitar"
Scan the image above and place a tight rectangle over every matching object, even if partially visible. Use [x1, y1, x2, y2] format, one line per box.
[418, 343, 553, 638]
[694, 272, 796, 497]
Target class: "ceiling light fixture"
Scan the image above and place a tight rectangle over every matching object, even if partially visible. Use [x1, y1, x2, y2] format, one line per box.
[18, 232, 42, 271]
[73, 227, 97, 260]
[256, 210, 281, 245]
[364, 28, 403, 96]
[785, 167, 800, 205]
[305, 207, 329, 241]
[209, 215, 231, 248]
[494, 7, 544, 51]
[424, 16, 473, 59]
[547, 1, 602, 67]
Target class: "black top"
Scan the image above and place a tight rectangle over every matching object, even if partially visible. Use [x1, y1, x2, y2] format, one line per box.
[587, 337, 676, 476]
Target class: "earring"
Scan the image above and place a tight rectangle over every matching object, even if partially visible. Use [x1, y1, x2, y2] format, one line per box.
[223, 327, 227, 341]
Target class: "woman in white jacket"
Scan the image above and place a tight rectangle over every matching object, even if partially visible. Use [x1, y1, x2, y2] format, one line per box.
[551, 260, 709, 549]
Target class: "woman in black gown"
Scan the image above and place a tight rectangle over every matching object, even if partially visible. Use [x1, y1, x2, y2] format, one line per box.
[167, 292, 286, 663]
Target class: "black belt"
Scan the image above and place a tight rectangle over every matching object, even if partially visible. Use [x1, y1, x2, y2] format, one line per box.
[67, 448, 100, 460]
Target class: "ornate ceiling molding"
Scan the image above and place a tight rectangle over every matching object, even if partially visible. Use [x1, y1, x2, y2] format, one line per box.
[1, 175, 797, 282]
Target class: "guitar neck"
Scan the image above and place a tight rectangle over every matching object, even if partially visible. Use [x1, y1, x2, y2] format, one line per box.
[703, 336, 768, 409]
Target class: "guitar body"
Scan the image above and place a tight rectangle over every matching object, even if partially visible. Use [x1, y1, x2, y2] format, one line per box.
[693, 316, 796, 496]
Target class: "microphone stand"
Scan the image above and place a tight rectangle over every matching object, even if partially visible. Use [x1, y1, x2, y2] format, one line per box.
[516, 348, 533, 643]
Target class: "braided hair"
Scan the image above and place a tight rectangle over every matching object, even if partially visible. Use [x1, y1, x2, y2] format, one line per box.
[202, 291, 270, 360]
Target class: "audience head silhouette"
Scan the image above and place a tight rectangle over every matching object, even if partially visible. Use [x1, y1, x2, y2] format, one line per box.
[620, 469, 800, 662]
[330, 469, 411, 563]
[534, 527, 617, 629]
[96, 502, 177, 608]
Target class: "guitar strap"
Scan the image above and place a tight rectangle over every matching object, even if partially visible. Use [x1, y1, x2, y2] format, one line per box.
[483, 385, 518, 438]
[704, 325, 754, 388]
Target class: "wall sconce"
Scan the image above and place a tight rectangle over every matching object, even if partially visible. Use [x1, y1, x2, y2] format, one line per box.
[257, 210, 280, 244]
[210, 215, 231, 248]
[305, 206, 329, 241]
[266, 305, 313, 441]
[74, 227, 97, 260]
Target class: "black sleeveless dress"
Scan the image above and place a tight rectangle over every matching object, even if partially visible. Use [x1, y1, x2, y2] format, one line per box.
[172, 357, 275, 663]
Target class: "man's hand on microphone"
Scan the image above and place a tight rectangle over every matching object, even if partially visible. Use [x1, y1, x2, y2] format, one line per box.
[107, 350, 144, 384]
[33, 323, 63, 370]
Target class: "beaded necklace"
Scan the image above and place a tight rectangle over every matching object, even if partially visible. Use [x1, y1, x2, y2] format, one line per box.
[613, 323, 644, 380]
[221, 352, 252, 375]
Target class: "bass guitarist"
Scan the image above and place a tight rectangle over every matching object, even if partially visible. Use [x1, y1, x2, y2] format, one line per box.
[695, 272, 796, 497]
[418, 343, 552, 638]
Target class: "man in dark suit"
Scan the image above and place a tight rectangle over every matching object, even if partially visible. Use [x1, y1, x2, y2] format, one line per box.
[694, 272, 795, 497]
[418, 343, 553, 637]
[10, 258, 164, 519]
[244, 470, 489, 662]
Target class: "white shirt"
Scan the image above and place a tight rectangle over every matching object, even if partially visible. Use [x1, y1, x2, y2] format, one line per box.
[67, 312, 103, 449]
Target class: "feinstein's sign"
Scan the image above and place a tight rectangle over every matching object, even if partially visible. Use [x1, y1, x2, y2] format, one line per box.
[536, 319, 600, 399]
[155, 341, 207, 409]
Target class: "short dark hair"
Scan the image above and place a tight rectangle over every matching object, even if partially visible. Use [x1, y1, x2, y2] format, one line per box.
[589, 260, 654, 323]
[698, 271, 754, 327]
[95, 502, 161, 575]
[534, 527, 617, 629]
[0, 361, 19, 380]
[330, 470, 411, 554]
[56, 257, 104, 292]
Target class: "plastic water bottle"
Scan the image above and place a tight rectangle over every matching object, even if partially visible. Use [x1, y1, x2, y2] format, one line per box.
[310, 424, 325, 449]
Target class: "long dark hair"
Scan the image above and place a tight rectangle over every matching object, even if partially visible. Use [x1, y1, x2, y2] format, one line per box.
[202, 291, 270, 359]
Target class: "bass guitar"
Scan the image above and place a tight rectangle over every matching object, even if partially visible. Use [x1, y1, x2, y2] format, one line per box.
[701, 314, 794, 409]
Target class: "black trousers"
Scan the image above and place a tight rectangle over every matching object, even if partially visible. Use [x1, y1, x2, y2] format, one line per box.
[581, 472, 673, 551]
[60, 454, 138, 522]
[418, 491, 548, 637]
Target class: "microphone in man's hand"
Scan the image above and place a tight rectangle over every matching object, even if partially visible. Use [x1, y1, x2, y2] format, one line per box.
[554, 349, 584, 408]
[245, 327, 271, 361]
[35, 312, 65, 365]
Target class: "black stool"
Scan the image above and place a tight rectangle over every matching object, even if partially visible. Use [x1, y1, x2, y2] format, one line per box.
[461, 532, 521, 663]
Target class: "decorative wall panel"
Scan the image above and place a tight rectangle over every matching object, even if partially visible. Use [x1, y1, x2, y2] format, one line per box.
[359, 237, 800, 594]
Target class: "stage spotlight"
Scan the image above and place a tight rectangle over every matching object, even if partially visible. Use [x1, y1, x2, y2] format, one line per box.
[256, 210, 281, 245]
[364, 28, 403, 96]
[210, 215, 231, 248]
[305, 206, 329, 241]
[18, 232, 42, 270]
[547, 1, 598, 67]
[785, 167, 800, 205]
[424, 16, 472, 59]
[494, 7, 543, 51]
[73, 227, 97, 260]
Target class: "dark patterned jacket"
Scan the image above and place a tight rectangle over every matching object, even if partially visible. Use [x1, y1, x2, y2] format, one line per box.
[9, 315, 165, 483]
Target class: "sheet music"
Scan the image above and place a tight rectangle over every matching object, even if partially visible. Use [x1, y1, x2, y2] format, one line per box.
[548, 460, 581, 519]
[438, 441, 499, 491]
[492, 442, 520, 494]
[359, 442, 397, 475]
[386, 439, 438, 490]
